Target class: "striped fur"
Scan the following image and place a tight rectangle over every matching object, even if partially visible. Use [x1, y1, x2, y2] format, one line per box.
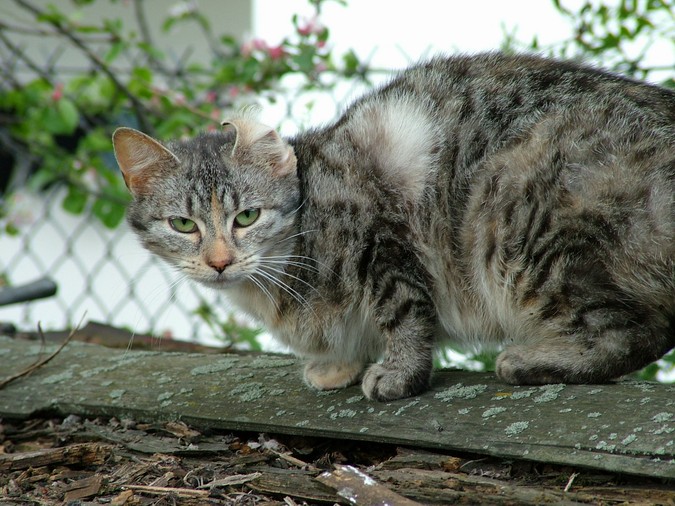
[114, 52, 675, 401]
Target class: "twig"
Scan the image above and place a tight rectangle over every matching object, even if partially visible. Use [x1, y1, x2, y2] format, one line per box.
[563, 472, 579, 493]
[271, 450, 319, 472]
[0, 313, 86, 390]
[12, 0, 154, 134]
[0, 19, 114, 41]
[132, 0, 168, 74]
[0, 29, 55, 85]
[124, 485, 209, 498]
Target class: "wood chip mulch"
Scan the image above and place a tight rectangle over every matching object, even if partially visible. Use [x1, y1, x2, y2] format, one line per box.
[1, 415, 673, 505]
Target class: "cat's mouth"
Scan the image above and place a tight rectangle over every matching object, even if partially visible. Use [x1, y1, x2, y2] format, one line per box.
[196, 272, 243, 289]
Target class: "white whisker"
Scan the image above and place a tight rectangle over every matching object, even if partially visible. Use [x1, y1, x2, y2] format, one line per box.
[274, 229, 319, 245]
[259, 264, 322, 297]
[262, 254, 342, 280]
[255, 268, 317, 316]
[258, 258, 320, 274]
[246, 274, 280, 312]
[289, 197, 309, 216]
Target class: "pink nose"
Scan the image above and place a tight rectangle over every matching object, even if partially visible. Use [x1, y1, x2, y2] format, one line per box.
[208, 257, 232, 273]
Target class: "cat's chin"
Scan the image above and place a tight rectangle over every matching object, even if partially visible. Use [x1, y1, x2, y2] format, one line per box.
[193, 274, 244, 290]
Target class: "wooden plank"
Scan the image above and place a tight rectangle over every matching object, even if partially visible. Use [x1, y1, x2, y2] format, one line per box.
[0, 336, 673, 479]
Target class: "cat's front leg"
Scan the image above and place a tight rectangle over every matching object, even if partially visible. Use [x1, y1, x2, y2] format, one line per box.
[303, 360, 365, 390]
[361, 262, 436, 401]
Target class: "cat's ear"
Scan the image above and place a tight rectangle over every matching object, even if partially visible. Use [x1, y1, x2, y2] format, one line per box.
[221, 118, 296, 177]
[112, 127, 180, 195]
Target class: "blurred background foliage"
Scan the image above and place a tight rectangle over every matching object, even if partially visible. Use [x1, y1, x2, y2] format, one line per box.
[0, 0, 672, 378]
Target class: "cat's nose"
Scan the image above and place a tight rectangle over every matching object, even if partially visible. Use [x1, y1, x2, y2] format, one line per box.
[208, 257, 232, 274]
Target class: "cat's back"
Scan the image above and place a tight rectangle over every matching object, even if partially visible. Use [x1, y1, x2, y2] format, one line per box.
[296, 52, 674, 195]
[395, 52, 675, 124]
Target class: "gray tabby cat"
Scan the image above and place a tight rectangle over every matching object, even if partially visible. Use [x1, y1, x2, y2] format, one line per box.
[112, 52, 675, 401]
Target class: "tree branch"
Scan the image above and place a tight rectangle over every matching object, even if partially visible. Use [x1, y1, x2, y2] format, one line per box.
[12, 0, 154, 135]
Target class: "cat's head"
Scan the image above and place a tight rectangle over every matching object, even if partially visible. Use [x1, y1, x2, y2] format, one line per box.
[112, 118, 301, 290]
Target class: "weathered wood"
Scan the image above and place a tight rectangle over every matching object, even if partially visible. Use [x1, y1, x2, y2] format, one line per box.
[0, 442, 112, 471]
[0, 336, 673, 480]
[317, 465, 423, 505]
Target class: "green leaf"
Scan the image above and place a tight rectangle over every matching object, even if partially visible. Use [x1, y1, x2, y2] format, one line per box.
[92, 197, 126, 228]
[57, 98, 79, 132]
[104, 41, 125, 63]
[4, 222, 20, 236]
[342, 49, 360, 76]
[137, 42, 165, 61]
[42, 98, 79, 135]
[27, 167, 58, 192]
[293, 45, 316, 73]
[62, 185, 89, 215]
[635, 362, 659, 381]
[162, 17, 177, 32]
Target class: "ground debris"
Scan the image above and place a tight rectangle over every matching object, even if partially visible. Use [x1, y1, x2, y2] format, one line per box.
[0, 415, 671, 505]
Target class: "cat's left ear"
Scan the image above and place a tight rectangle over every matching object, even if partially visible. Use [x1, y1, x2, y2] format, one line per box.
[222, 118, 296, 177]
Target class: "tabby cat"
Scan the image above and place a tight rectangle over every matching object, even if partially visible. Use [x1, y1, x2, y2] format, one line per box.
[113, 52, 675, 401]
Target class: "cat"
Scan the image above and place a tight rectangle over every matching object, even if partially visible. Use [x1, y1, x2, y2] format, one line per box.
[112, 52, 675, 401]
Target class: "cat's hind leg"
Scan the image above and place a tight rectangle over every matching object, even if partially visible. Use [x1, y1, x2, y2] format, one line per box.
[497, 268, 674, 385]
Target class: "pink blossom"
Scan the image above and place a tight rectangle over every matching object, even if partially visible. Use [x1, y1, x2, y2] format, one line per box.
[315, 62, 328, 73]
[205, 90, 218, 103]
[267, 45, 285, 60]
[210, 108, 222, 121]
[241, 38, 268, 57]
[51, 83, 64, 101]
[297, 15, 323, 36]
[228, 86, 240, 99]
[253, 38, 268, 51]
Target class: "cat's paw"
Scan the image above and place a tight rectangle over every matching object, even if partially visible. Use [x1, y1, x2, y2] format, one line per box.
[361, 363, 430, 401]
[496, 347, 560, 385]
[303, 361, 364, 391]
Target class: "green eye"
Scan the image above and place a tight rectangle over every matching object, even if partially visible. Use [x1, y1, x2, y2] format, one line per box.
[169, 217, 198, 233]
[234, 208, 260, 228]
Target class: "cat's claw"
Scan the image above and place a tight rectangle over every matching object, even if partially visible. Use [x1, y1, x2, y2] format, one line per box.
[361, 363, 430, 401]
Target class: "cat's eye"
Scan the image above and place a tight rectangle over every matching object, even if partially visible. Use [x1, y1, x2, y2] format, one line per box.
[169, 217, 198, 233]
[234, 208, 260, 228]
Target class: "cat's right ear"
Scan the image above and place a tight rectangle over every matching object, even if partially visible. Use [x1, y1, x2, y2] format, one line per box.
[221, 118, 296, 177]
[112, 127, 180, 195]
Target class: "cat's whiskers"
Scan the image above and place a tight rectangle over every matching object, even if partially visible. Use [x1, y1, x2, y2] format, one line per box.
[273, 229, 319, 245]
[245, 273, 280, 313]
[289, 197, 309, 217]
[266, 254, 344, 282]
[253, 267, 317, 317]
[257, 262, 324, 299]
[124, 266, 189, 353]
[258, 257, 320, 274]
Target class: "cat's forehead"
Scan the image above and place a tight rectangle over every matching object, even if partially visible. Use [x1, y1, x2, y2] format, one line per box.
[165, 131, 266, 209]
[170, 131, 235, 166]
[167, 131, 243, 187]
